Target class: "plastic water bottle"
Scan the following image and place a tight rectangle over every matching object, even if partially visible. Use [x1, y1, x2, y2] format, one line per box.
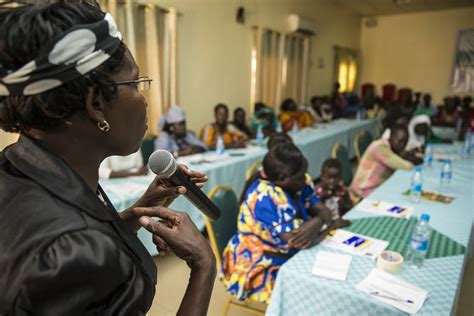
[256, 124, 264, 143]
[276, 121, 283, 133]
[411, 166, 423, 204]
[291, 119, 299, 136]
[407, 213, 431, 268]
[439, 160, 452, 192]
[215, 135, 225, 155]
[455, 117, 462, 134]
[424, 143, 433, 167]
[356, 108, 362, 121]
[463, 129, 472, 155]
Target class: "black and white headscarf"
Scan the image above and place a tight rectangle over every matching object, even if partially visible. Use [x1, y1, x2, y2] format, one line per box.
[0, 13, 122, 96]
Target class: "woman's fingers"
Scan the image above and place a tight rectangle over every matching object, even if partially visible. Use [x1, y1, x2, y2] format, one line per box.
[135, 207, 180, 224]
[153, 234, 171, 257]
[155, 185, 184, 197]
[178, 164, 208, 183]
[288, 230, 311, 247]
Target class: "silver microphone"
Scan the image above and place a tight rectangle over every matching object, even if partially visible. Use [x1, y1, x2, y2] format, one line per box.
[148, 150, 221, 220]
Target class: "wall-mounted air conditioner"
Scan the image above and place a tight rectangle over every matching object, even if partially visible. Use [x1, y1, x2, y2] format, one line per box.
[287, 14, 316, 35]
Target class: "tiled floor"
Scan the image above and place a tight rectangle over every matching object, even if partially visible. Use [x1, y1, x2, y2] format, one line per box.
[148, 253, 474, 316]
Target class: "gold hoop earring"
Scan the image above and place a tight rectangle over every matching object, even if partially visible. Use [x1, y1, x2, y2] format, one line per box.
[97, 120, 110, 133]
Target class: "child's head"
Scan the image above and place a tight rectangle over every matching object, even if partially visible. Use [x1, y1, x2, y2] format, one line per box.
[267, 132, 293, 149]
[320, 158, 343, 190]
[263, 144, 308, 194]
[389, 124, 409, 154]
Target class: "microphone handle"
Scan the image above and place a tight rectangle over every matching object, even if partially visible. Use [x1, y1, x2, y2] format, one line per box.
[167, 169, 221, 220]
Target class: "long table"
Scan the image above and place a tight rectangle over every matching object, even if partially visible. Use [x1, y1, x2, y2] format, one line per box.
[266, 144, 473, 316]
[101, 118, 378, 255]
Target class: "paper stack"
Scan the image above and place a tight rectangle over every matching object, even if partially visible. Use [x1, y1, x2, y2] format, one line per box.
[356, 199, 413, 218]
[321, 229, 388, 260]
[357, 268, 428, 314]
[312, 251, 352, 281]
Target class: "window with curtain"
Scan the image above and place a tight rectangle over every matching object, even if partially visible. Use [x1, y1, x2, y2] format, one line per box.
[334, 46, 359, 93]
[250, 27, 311, 113]
[99, 0, 178, 135]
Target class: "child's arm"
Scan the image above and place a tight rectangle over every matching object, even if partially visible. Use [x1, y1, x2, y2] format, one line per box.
[308, 201, 333, 225]
[339, 190, 353, 216]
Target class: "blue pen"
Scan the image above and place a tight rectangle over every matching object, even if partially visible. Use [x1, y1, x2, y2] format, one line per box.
[370, 291, 414, 304]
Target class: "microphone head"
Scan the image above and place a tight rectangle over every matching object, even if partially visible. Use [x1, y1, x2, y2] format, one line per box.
[148, 150, 177, 178]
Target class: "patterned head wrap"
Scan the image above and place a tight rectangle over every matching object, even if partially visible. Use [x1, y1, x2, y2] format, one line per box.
[0, 13, 122, 96]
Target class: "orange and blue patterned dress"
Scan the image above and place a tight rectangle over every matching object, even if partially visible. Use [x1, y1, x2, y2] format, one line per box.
[221, 177, 320, 303]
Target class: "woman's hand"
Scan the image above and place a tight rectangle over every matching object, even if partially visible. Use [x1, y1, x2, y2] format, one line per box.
[176, 164, 208, 188]
[119, 165, 208, 233]
[139, 165, 208, 207]
[136, 207, 216, 271]
[287, 217, 323, 249]
[136, 207, 216, 316]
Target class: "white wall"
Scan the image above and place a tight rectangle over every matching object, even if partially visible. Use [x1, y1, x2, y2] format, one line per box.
[359, 7, 474, 105]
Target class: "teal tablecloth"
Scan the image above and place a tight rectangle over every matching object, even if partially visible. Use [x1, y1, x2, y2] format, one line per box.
[432, 126, 458, 141]
[267, 144, 474, 316]
[101, 118, 378, 255]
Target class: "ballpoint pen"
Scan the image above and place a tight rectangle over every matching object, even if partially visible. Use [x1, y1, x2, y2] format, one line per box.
[370, 291, 414, 304]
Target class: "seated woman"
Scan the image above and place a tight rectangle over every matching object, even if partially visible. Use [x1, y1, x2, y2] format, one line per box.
[309, 96, 333, 123]
[350, 125, 416, 198]
[222, 144, 343, 304]
[250, 106, 278, 138]
[460, 96, 474, 138]
[200, 103, 247, 149]
[232, 107, 254, 138]
[279, 98, 313, 132]
[99, 150, 148, 179]
[432, 97, 460, 127]
[155, 105, 207, 157]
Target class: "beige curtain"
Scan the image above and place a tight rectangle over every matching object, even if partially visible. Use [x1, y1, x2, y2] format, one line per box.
[98, 0, 178, 136]
[251, 27, 310, 113]
[280, 34, 310, 106]
[250, 27, 281, 113]
[334, 46, 359, 93]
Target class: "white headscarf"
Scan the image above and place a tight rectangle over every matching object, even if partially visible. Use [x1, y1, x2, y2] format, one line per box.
[381, 114, 431, 151]
[166, 105, 186, 124]
[158, 105, 186, 131]
[406, 114, 431, 151]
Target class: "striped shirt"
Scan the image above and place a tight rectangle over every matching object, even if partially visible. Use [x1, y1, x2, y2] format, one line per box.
[199, 123, 247, 148]
[350, 139, 413, 198]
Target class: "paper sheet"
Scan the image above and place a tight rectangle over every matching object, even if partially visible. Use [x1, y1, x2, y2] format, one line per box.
[321, 229, 388, 261]
[312, 251, 352, 281]
[432, 151, 461, 161]
[356, 199, 413, 219]
[356, 268, 428, 314]
[177, 153, 230, 165]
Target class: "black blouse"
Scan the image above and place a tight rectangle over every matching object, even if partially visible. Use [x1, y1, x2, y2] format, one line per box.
[0, 135, 157, 315]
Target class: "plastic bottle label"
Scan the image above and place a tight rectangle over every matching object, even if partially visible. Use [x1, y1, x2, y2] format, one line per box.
[412, 184, 422, 193]
[411, 238, 428, 251]
[441, 171, 452, 180]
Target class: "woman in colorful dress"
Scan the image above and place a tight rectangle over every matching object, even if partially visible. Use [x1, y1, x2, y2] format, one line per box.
[221, 144, 339, 303]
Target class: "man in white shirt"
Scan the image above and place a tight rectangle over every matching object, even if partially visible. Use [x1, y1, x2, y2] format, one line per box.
[99, 150, 148, 178]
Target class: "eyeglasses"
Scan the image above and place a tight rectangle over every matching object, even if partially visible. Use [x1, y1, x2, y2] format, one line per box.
[115, 77, 152, 91]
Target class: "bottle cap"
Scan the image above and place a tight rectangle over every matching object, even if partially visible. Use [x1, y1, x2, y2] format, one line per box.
[420, 213, 430, 222]
[445, 159, 452, 164]
[415, 166, 423, 172]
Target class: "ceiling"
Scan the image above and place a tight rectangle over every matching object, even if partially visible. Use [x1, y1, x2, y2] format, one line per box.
[335, 0, 474, 17]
